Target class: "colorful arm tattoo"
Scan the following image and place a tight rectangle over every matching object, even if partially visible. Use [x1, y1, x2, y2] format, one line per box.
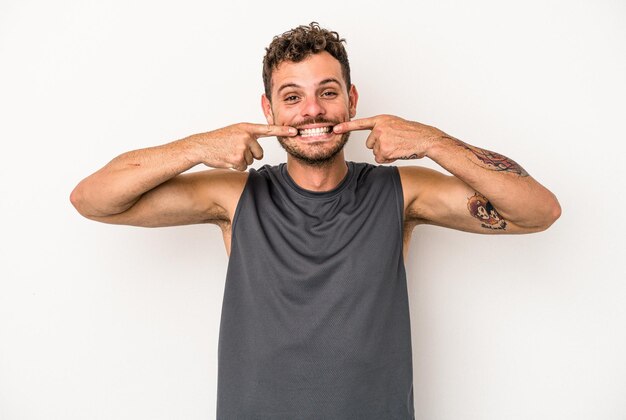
[467, 193, 507, 230]
[443, 136, 529, 177]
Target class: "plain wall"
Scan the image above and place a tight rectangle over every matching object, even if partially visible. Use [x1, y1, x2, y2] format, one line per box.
[1, 0, 625, 419]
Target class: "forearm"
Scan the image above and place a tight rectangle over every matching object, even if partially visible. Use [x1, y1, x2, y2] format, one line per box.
[71, 135, 202, 217]
[426, 131, 561, 229]
[71, 122, 296, 220]
[333, 114, 561, 231]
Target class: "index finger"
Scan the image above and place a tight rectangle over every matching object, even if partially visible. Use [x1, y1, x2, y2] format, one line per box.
[333, 117, 378, 134]
[248, 123, 297, 138]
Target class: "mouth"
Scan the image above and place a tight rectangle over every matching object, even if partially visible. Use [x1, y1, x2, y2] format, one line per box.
[296, 125, 335, 138]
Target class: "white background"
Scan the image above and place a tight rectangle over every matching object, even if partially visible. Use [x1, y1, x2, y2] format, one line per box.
[1, 1, 625, 419]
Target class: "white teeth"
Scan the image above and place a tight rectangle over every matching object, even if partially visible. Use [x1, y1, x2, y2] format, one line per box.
[298, 126, 332, 137]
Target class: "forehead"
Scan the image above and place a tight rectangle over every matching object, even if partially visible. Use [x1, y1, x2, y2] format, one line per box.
[271, 51, 346, 93]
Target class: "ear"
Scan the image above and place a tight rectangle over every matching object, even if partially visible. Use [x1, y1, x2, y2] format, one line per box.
[261, 94, 274, 124]
[348, 84, 359, 119]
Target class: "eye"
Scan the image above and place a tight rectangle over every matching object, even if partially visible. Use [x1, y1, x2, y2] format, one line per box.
[321, 91, 338, 98]
[284, 95, 299, 103]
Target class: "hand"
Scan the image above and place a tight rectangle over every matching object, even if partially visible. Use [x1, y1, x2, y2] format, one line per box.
[333, 115, 442, 164]
[189, 123, 297, 171]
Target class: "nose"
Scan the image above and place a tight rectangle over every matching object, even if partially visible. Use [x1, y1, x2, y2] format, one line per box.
[301, 95, 326, 119]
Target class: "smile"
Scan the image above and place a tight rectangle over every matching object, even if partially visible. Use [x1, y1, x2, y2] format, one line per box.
[297, 126, 334, 137]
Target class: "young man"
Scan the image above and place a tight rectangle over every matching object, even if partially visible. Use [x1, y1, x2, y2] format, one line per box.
[71, 22, 560, 419]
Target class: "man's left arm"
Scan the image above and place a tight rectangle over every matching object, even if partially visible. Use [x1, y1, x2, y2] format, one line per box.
[333, 115, 561, 234]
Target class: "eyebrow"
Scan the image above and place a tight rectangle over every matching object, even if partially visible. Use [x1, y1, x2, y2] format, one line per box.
[276, 78, 343, 95]
[319, 78, 342, 87]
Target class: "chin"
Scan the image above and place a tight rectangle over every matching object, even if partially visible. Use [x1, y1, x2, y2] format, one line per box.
[278, 132, 350, 166]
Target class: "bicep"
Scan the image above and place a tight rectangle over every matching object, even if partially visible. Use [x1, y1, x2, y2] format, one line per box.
[89, 169, 247, 227]
[399, 166, 532, 234]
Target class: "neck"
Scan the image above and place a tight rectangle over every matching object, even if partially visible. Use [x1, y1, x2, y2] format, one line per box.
[285, 152, 348, 192]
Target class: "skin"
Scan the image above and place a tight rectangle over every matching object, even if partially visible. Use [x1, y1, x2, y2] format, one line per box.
[70, 51, 561, 258]
[261, 51, 358, 193]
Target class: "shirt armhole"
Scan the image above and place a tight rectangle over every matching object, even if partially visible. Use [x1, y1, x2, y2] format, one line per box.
[390, 166, 405, 238]
[230, 170, 255, 241]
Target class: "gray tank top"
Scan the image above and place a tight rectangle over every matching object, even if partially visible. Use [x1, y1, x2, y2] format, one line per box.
[217, 161, 414, 419]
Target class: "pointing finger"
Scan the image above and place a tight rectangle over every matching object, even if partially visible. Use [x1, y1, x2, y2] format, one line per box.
[248, 123, 297, 138]
[333, 117, 378, 134]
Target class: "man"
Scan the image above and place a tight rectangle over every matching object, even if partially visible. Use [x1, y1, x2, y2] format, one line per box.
[71, 22, 560, 419]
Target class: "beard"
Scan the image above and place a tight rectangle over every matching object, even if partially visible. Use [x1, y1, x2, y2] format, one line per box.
[276, 117, 350, 167]
[277, 133, 350, 167]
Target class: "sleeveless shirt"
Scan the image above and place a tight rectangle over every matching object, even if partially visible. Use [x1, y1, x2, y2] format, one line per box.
[217, 161, 415, 419]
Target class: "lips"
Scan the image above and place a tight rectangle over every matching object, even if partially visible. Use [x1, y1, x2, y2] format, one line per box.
[296, 124, 337, 139]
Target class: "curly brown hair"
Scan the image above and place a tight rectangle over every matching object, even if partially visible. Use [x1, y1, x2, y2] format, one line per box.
[262, 22, 351, 101]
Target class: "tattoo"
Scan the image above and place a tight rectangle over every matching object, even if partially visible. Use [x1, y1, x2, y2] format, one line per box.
[398, 153, 418, 160]
[467, 193, 507, 230]
[444, 136, 529, 176]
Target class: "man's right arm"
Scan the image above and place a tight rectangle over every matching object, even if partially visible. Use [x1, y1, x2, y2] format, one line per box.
[70, 123, 297, 227]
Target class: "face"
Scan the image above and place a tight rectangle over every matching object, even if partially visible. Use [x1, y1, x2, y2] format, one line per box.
[262, 51, 358, 166]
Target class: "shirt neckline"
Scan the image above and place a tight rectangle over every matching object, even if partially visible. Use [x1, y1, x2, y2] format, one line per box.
[279, 161, 354, 199]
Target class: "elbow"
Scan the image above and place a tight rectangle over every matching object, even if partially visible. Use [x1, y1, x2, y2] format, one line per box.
[69, 183, 96, 219]
[70, 182, 134, 222]
[513, 194, 561, 233]
[69, 185, 89, 218]
[69, 185, 83, 213]
[550, 199, 562, 224]
[536, 195, 562, 232]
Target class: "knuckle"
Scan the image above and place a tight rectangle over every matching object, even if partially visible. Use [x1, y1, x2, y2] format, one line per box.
[238, 123, 253, 135]
[230, 153, 244, 164]
[232, 122, 246, 132]
[234, 159, 247, 171]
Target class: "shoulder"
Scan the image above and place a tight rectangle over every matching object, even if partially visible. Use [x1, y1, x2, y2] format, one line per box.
[397, 165, 452, 220]
[397, 164, 445, 182]
[397, 165, 445, 193]
[350, 161, 397, 181]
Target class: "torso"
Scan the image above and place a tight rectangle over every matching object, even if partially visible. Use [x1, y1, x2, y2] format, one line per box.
[215, 162, 415, 417]
[215, 168, 419, 260]
[219, 220, 416, 259]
